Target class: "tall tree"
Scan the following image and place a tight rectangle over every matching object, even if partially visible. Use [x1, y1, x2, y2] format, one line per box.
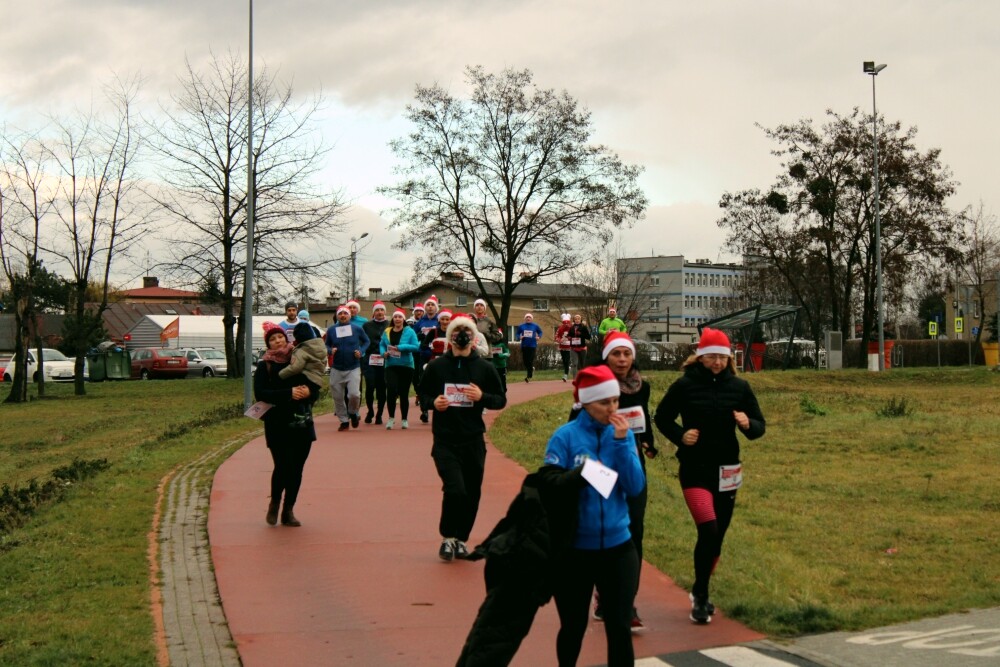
[153, 52, 346, 376]
[719, 109, 959, 364]
[0, 133, 51, 403]
[43, 76, 147, 394]
[958, 202, 999, 343]
[380, 66, 647, 330]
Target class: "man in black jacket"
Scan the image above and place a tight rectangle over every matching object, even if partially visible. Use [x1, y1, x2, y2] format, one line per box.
[418, 314, 507, 562]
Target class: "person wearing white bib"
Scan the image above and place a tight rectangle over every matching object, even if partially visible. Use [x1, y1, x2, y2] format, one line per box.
[654, 327, 765, 624]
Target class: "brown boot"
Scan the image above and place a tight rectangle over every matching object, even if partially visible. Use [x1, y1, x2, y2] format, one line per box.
[266, 500, 280, 526]
[281, 507, 301, 527]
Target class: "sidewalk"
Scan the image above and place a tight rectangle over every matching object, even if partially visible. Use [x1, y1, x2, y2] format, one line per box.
[208, 380, 762, 666]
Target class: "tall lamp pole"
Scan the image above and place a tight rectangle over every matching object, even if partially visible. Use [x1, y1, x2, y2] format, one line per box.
[350, 232, 369, 300]
[864, 61, 887, 371]
[242, 0, 256, 407]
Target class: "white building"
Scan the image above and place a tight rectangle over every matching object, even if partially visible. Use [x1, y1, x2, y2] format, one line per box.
[617, 255, 747, 342]
[125, 314, 288, 351]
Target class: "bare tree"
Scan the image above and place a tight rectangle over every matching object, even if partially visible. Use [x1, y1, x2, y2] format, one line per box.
[959, 202, 999, 343]
[152, 52, 347, 376]
[0, 133, 52, 403]
[380, 66, 647, 331]
[562, 239, 652, 339]
[42, 76, 148, 394]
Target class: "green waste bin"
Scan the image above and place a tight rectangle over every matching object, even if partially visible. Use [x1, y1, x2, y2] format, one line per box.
[105, 350, 131, 379]
[87, 353, 107, 382]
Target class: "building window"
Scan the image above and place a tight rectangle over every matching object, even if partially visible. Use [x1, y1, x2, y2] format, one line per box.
[650, 297, 660, 310]
[455, 295, 468, 307]
[651, 275, 660, 287]
[533, 299, 549, 311]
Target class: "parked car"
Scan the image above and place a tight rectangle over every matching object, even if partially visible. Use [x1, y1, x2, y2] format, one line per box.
[129, 347, 189, 380]
[180, 347, 228, 378]
[2, 348, 88, 383]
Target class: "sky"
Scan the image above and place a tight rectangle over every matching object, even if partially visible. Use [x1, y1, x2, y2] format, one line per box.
[2, 0, 996, 299]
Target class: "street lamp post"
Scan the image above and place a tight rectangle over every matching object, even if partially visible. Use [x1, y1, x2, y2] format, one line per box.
[350, 232, 369, 300]
[242, 0, 255, 407]
[864, 61, 887, 371]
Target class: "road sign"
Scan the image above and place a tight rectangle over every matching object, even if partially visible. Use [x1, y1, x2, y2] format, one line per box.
[955, 317, 964, 333]
[928, 321, 937, 336]
[972, 326, 980, 336]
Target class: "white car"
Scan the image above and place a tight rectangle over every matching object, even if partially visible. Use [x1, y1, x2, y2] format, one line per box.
[2, 348, 88, 383]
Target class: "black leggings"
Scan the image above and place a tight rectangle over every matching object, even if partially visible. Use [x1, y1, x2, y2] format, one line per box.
[560, 350, 571, 375]
[268, 440, 313, 509]
[522, 347, 536, 378]
[364, 366, 386, 418]
[431, 438, 486, 542]
[682, 484, 737, 599]
[385, 366, 413, 419]
[553, 541, 638, 667]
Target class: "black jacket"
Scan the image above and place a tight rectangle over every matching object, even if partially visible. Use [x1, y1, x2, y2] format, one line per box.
[654, 363, 765, 478]
[254, 359, 318, 445]
[456, 466, 583, 667]
[418, 350, 506, 441]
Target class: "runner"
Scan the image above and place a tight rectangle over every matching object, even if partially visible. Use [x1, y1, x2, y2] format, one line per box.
[515, 313, 544, 383]
[381, 308, 420, 430]
[325, 305, 370, 432]
[278, 301, 300, 343]
[361, 301, 389, 425]
[414, 297, 440, 423]
[568, 313, 592, 374]
[556, 313, 573, 382]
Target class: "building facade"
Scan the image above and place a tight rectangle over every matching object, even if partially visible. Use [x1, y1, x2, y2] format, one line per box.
[617, 255, 747, 342]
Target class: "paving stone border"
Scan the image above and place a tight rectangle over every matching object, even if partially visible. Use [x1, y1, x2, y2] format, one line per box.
[154, 436, 253, 667]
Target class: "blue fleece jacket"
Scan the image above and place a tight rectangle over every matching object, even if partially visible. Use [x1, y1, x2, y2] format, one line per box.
[379, 326, 420, 368]
[325, 321, 370, 371]
[543, 410, 645, 550]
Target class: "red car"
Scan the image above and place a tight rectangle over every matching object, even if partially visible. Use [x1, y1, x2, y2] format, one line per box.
[130, 347, 189, 380]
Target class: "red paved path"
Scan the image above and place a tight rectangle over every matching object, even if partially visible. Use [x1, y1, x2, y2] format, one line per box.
[209, 380, 762, 666]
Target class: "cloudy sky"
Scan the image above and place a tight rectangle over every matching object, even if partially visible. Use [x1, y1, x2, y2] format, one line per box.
[2, 0, 996, 296]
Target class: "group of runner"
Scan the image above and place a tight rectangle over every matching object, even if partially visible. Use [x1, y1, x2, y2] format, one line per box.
[257, 299, 766, 667]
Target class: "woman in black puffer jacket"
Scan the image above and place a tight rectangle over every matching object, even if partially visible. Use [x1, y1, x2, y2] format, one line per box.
[654, 327, 765, 625]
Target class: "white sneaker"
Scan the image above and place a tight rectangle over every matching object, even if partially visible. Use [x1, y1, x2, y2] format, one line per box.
[401, 419, 409, 429]
[386, 418, 394, 430]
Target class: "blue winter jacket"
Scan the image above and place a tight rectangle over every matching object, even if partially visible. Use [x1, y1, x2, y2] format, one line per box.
[516, 322, 544, 349]
[543, 410, 645, 550]
[379, 326, 420, 368]
[325, 322, 370, 371]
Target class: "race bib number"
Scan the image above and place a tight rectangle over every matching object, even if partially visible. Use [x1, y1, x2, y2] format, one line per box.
[386, 347, 401, 358]
[491, 346, 502, 356]
[335, 325, 352, 338]
[444, 383, 474, 407]
[521, 331, 533, 339]
[615, 406, 646, 433]
[719, 463, 743, 492]
[571, 337, 582, 346]
[368, 354, 384, 367]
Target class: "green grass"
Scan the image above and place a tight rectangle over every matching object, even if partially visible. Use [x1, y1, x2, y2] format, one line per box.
[0, 379, 263, 666]
[489, 367, 1000, 636]
[1, 368, 998, 661]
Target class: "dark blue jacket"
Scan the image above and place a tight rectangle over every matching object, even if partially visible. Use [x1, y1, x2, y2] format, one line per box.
[325, 321, 370, 371]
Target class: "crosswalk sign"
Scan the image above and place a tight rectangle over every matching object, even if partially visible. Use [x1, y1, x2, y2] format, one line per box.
[955, 317, 964, 333]
[928, 321, 937, 336]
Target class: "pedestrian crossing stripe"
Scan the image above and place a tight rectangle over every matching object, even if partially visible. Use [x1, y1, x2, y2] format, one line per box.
[635, 645, 813, 666]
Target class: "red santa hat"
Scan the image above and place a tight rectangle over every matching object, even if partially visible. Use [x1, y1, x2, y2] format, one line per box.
[426, 294, 439, 305]
[696, 327, 732, 357]
[437, 309, 453, 320]
[336, 304, 350, 316]
[372, 301, 386, 312]
[602, 330, 636, 360]
[573, 365, 621, 405]
[446, 314, 477, 341]
[346, 299, 360, 309]
[413, 303, 425, 312]
[262, 321, 286, 344]
[392, 308, 406, 319]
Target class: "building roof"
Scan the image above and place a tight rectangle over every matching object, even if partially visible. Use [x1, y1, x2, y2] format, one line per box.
[118, 286, 203, 299]
[101, 302, 224, 342]
[392, 279, 603, 303]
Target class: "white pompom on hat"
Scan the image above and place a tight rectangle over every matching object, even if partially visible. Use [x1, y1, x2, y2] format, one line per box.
[561, 313, 571, 322]
[426, 294, 438, 304]
[602, 330, 636, 360]
[574, 365, 621, 404]
[696, 327, 732, 356]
